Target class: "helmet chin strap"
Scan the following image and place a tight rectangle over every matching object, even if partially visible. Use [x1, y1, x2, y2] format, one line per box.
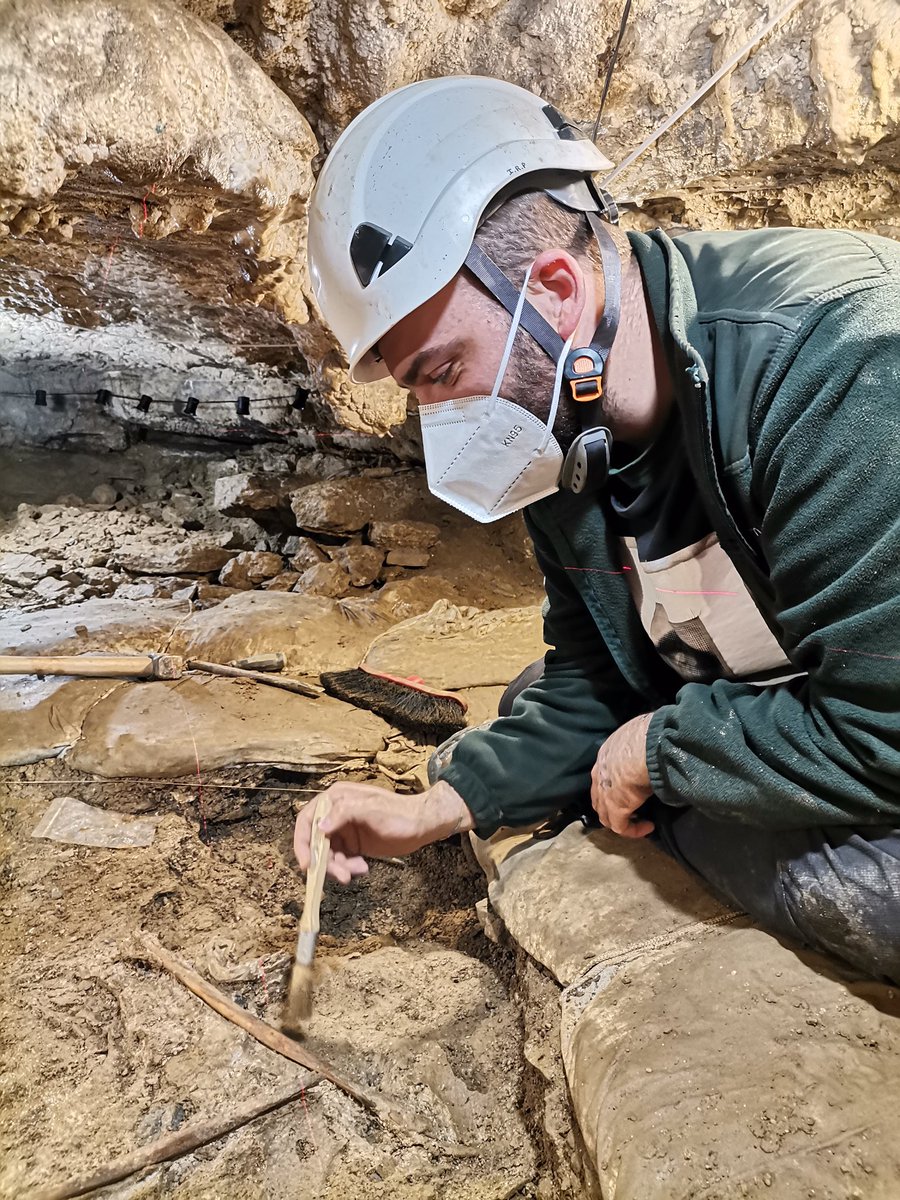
[463, 200, 620, 495]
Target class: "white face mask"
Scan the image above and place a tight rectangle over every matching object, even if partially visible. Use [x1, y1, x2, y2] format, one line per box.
[417, 267, 575, 523]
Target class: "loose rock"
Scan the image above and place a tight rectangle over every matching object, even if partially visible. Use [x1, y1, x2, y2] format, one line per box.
[327, 544, 385, 587]
[369, 520, 441, 551]
[287, 536, 328, 572]
[116, 533, 235, 576]
[218, 550, 285, 589]
[289, 476, 437, 535]
[90, 484, 118, 506]
[292, 561, 351, 599]
[385, 548, 431, 569]
[0, 552, 57, 587]
[213, 472, 300, 529]
[260, 571, 301, 592]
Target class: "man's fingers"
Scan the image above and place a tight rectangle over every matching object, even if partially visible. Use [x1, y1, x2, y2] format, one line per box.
[318, 791, 366, 837]
[292, 797, 319, 871]
[618, 818, 655, 839]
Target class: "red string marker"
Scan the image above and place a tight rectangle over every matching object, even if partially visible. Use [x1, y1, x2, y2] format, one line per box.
[257, 958, 270, 1008]
[137, 184, 157, 239]
[172, 689, 209, 844]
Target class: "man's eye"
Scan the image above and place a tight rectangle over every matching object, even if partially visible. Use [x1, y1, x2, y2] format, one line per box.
[431, 364, 455, 387]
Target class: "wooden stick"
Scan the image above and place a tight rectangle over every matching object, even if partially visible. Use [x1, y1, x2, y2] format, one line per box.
[0, 653, 182, 679]
[186, 659, 322, 698]
[137, 935, 377, 1114]
[283, 794, 332, 1032]
[29, 1075, 320, 1200]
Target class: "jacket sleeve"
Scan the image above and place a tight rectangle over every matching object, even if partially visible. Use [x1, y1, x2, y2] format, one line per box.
[439, 518, 648, 837]
[647, 288, 900, 828]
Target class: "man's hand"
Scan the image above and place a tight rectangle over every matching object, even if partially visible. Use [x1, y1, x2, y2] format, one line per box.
[591, 713, 655, 838]
[293, 780, 475, 883]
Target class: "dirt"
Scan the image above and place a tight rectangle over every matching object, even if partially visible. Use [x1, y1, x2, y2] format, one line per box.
[0, 757, 539, 1199]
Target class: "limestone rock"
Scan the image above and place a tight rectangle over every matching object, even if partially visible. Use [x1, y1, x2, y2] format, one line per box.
[471, 820, 733, 987]
[66, 676, 392, 778]
[31, 577, 72, 602]
[168, 591, 391, 675]
[385, 548, 430, 569]
[287, 536, 327, 572]
[195, 582, 244, 606]
[327, 544, 384, 587]
[0, 0, 318, 438]
[218, 550, 284, 589]
[362, 600, 545, 688]
[0, 676, 123, 767]
[292, 561, 350, 599]
[0, 597, 193, 656]
[368, 520, 441, 551]
[0, 551, 56, 587]
[289, 476, 438, 535]
[114, 577, 198, 601]
[116, 533, 235, 575]
[89, 483, 117, 506]
[377, 575, 466, 620]
[260, 570, 301, 592]
[213, 473, 305, 529]
[562, 925, 900, 1198]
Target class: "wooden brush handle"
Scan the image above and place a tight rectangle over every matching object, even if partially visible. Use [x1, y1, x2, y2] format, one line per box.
[0, 653, 182, 679]
[299, 794, 332, 938]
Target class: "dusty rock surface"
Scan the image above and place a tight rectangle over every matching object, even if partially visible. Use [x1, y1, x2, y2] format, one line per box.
[0, 465, 542, 618]
[0, 765, 535, 1198]
[471, 818, 900, 1198]
[363, 601, 545, 689]
[3, 0, 897, 440]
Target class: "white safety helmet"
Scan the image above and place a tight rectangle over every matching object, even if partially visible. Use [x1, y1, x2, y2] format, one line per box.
[308, 76, 614, 382]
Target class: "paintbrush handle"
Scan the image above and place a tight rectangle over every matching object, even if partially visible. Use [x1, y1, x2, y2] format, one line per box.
[298, 794, 332, 941]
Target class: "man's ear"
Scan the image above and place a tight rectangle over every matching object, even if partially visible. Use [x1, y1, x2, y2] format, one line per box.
[527, 249, 586, 340]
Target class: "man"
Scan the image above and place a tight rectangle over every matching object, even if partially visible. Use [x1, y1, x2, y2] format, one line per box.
[295, 76, 900, 982]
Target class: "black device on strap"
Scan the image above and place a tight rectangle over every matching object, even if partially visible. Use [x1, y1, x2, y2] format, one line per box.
[559, 211, 619, 493]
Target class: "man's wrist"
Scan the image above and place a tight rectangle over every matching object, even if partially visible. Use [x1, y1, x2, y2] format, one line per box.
[636, 712, 654, 790]
[422, 780, 475, 841]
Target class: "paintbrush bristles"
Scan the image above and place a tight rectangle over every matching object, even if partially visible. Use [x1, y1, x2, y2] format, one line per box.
[283, 963, 316, 1033]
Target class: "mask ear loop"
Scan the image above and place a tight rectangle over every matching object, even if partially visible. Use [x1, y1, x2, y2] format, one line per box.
[489, 264, 534, 403]
[539, 329, 576, 451]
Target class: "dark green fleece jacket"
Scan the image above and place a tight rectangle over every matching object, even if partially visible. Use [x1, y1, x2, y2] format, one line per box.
[440, 227, 900, 835]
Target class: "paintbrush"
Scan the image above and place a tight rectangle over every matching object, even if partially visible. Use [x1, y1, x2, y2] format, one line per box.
[282, 794, 332, 1037]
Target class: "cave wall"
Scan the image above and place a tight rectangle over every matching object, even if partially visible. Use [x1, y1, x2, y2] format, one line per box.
[1, 0, 897, 443]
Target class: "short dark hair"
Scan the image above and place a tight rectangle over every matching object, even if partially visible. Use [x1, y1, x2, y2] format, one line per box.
[474, 189, 629, 282]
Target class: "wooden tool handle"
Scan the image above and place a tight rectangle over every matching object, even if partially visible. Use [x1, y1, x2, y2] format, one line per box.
[0, 653, 182, 679]
[186, 659, 321, 698]
[299, 794, 332, 937]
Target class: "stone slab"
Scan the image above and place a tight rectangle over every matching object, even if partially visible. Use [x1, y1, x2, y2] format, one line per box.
[0, 677, 123, 766]
[0, 597, 192, 656]
[362, 600, 545, 689]
[65, 676, 391, 778]
[472, 820, 734, 986]
[562, 925, 900, 1199]
[169, 591, 389, 674]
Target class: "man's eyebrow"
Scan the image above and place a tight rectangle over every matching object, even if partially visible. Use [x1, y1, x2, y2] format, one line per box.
[400, 341, 461, 390]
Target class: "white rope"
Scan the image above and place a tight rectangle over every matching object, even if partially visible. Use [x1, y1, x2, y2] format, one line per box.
[602, 0, 809, 187]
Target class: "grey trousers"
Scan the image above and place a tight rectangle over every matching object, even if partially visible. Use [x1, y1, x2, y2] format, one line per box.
[495, 661, 900, 984]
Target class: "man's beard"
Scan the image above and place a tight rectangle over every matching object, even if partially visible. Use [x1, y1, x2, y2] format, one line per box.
[502, 331, 613, 453]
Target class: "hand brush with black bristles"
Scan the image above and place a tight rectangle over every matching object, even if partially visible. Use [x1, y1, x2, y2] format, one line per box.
[319, 666, 467, 734]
